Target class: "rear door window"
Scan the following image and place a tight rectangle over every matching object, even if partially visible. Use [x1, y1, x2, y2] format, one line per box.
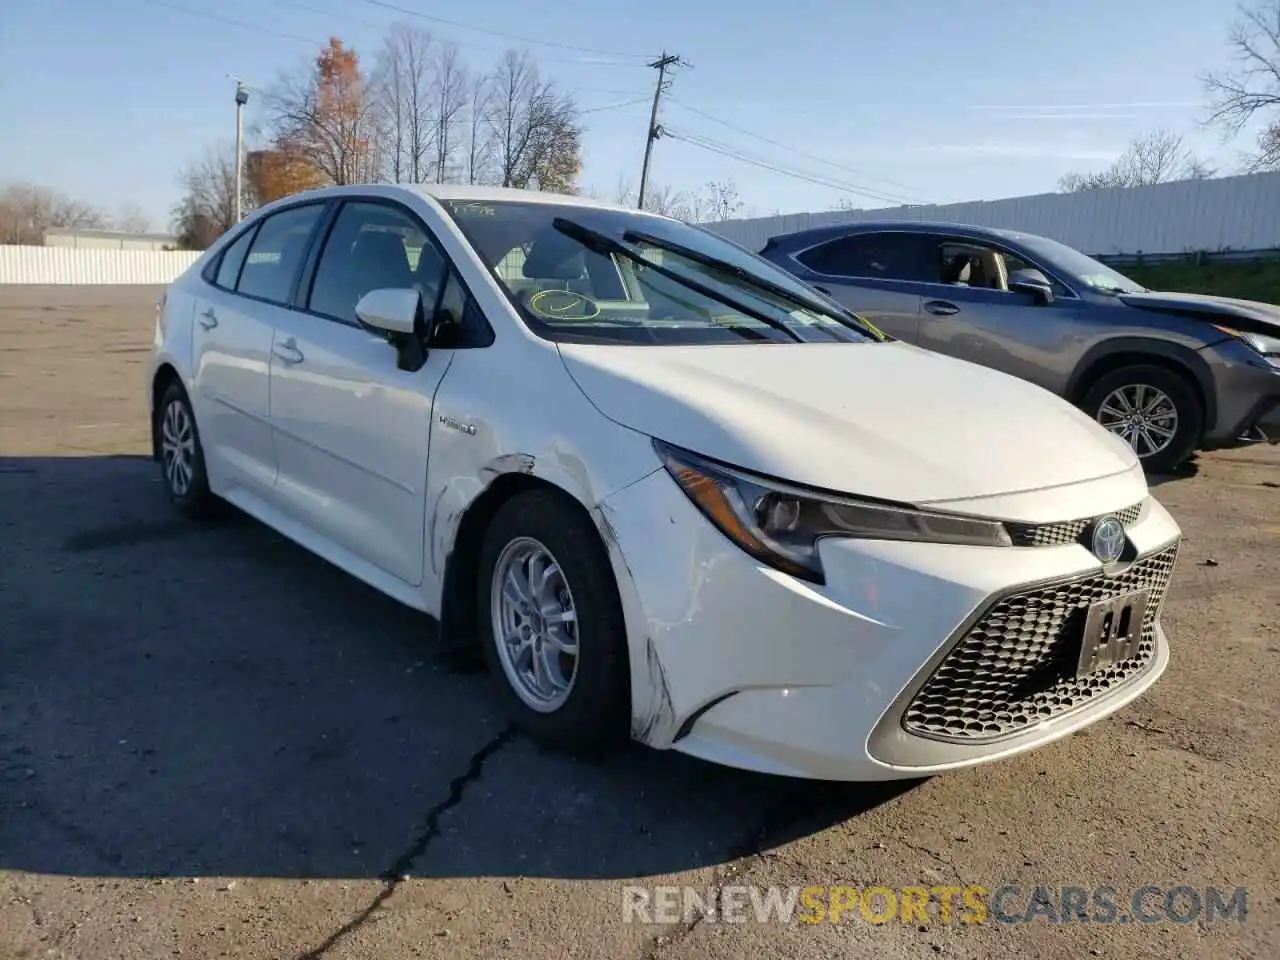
[213, 227, 256, 290]
[796, 233, 929, 281]
[236, 204, 325, 305]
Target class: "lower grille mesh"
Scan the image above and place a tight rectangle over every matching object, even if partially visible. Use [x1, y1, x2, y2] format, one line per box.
[903, 543, 1179, 743]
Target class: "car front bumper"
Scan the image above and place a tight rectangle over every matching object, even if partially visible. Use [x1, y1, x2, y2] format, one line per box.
[1243, 394, 1280, 443]
[599, 468, 1182, 781]
[1202, 343, 1280, 446]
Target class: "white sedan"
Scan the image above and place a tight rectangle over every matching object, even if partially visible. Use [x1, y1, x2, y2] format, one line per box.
[148, 184, 1183, 781]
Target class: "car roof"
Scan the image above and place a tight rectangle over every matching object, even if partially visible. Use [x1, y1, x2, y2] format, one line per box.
[765, 219, 1048, 249]
[250, 182, 642, 217]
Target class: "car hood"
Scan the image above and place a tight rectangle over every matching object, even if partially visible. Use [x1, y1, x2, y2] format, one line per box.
[1119, 290, 1280, 336]
[558, 341, 1138, 505]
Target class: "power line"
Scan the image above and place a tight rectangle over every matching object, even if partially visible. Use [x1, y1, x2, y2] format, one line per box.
[668, 125, 920, 206]
[669, 128, 914, 205]
[144, 0, 650, 71]
[664, 128, 920, 207]
[275, 0, 387, 33]
[579, 96, 653, 116]
[142, 0, 319, 45]
[364, 0, 652, 61]
[666, 95, 927, 200]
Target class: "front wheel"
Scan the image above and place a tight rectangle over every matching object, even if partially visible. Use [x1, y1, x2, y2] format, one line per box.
[477, 490, 630, 754]
[1080, 364, 1203, 473]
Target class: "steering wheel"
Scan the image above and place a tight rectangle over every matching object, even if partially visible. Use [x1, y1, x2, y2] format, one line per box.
[527, 289, 602, 322]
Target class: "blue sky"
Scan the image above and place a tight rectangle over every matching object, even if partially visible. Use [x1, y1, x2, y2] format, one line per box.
[0, 0, 1256, 231]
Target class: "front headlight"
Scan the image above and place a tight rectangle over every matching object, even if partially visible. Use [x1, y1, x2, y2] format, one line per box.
[1214, 324, 1280, 370]
[654, 440, 1012, 584]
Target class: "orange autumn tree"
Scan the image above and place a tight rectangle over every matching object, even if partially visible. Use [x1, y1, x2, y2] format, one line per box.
[262, 36, 381, 195]
[245, 145, 325, 205]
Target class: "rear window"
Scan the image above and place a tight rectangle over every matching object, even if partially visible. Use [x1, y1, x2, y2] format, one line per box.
[796, 233, 928, 281]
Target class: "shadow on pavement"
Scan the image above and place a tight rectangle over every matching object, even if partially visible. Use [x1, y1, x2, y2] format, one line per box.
[1147, 456, 1201, 487]
[0, 454, 916, 883]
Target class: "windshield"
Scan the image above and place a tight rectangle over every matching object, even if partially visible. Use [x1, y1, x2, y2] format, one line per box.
[439, 199, 879, 345]
[1015, 234, 1147, 294]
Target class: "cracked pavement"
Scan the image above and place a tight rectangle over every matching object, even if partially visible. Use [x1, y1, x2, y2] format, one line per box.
[1, 286, 1277, 959]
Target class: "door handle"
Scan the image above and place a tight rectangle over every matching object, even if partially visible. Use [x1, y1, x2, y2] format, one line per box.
[198, 308, 218, 330]
[924, 300, 959, 316]
[273, 337, 304, 365]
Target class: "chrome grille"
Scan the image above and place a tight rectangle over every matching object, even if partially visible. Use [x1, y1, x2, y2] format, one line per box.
[903, 542, 1179, 743]
[1007, 501, 1144, 548]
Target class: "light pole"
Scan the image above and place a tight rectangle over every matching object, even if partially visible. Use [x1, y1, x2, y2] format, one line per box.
[233, 80, 249, 224]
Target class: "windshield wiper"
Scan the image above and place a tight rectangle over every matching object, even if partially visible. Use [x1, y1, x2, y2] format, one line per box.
[622, 229, 880, 341]
[552, 218, 805, 342]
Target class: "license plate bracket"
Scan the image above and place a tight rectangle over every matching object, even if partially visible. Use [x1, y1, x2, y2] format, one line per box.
[1076, 589, 1151, 676]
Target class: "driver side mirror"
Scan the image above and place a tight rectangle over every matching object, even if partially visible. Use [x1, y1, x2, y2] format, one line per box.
[355, 287, 426, 371]
[1008, 268, 1055, 305]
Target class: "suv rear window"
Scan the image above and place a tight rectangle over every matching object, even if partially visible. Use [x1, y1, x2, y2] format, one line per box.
[795, 233, 927, 281]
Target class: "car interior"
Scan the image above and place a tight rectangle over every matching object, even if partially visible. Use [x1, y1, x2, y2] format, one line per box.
[497, 228, 651, 324]
[237, 227, 314, 301]
[939, 244, 1010, 291]
[306, 209, 451, 328]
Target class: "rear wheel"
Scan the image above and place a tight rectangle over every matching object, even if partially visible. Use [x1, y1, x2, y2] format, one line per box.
[157, 381, 219, 519]
[1080, 364, 1203, 473]
[477, 490, 630, 754]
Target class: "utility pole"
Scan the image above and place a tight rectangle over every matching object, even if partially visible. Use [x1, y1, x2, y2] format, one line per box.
[638, 52, 683, 211]
[232, 78, 250, 223]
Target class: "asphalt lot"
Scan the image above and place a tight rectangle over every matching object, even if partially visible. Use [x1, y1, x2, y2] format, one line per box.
[1, 284, 1277, 960]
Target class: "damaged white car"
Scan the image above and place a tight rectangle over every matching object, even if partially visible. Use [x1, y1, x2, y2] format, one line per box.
[148, 184, 1183, 780]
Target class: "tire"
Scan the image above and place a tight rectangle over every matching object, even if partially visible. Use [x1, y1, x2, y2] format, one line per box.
[1080, 364, 1203, 473]
[156, 381, 220, 520]
[476, 489, 630, 754]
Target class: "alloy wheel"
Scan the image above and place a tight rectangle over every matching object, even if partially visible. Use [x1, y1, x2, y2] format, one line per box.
[160, 399, 196, 497]
[489, 536, 580, 713]
[1096, 383, 1179, 459]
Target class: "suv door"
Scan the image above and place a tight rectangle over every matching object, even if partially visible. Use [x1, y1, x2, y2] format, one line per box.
[267, 198, 464, 587]
[785, 232, 929, 341]
[914, 235, 1081, 394]
[191, 202, 326, 502]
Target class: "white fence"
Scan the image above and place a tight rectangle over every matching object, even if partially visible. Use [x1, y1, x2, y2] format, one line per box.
[705, 170, 1280, 257]
[0, 246, 202, 285]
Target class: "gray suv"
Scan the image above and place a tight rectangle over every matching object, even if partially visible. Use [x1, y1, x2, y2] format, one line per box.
[759, 221, 1280, 471]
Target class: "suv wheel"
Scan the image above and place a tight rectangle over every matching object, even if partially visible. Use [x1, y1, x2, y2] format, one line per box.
[1081, 364, 1203, 473]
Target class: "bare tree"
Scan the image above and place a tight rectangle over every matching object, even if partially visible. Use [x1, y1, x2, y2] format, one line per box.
[609, 177, 746, 222]
[1058, 129, 1214, 191]
[1202, 0, 1280, 169]
[373, 23, 436, 183]
[374, 28, 407, 183]
[611, 174, 638, 205]
[171, 142, 244, 249]
[641, 184, 693, 218]
[465, 72, 496, 184]
[487, 50, 582, 191]
[432, 42, 468, 183]
[0, 182, 106, 245]
[114, 202, 152, 234]
[701, 180, 743, 221]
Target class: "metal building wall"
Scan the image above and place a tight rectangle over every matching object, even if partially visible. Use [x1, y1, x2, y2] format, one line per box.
[703, 171, 1280, 256]
[0, 247, 202, 284]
